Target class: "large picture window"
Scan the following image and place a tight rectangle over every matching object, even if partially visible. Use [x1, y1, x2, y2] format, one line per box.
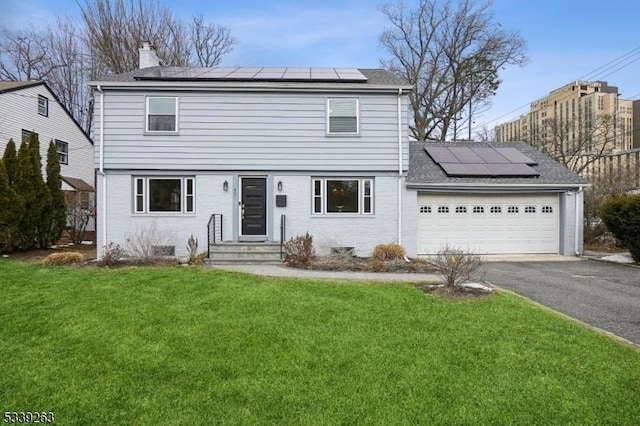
[327, 98, 359, 134]
[133, 177, 194, 214]
[146, 97, 178, 132]
[312, 178, 373, 214]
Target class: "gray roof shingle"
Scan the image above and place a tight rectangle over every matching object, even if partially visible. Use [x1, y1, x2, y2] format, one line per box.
[408, 141, 588, 188]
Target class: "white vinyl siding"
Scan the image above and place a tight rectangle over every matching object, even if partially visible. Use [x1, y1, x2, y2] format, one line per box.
[146, 97, 178, 132]
[133, 176, 194, 214]
[327, 98, 359, 134]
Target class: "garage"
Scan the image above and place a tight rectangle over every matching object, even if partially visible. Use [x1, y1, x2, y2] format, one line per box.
[407, 141, 588, 256]
[417, 192, 559, 254]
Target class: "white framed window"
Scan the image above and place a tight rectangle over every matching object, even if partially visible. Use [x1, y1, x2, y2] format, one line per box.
[133, 177, 194, 214]
[437, 206, 449, 213]
[507, 206, 519, 213]
[38, 95, 48, 116]
[473, 206, 485, 214]
[22, 129, 37, 143]
[419, 206, 431, 213]
[455, 206, 467, 213]
[327, 98, 359, 134]
[490, 206, 502, 213]
[312, 178, 373, 214]
[55, 140, 68, 165]
[524, 206, 536, 213]
[146, 97, 178, 132]
[542, 206, 553, 213]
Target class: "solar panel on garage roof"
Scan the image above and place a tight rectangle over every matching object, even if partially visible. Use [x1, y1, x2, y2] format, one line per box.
[137, 67, 368, 82]
[425, 145, 540, 177]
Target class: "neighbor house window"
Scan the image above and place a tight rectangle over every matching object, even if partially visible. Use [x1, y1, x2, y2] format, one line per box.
[146, 97, 178, 132]
[327, 98, 359, 134]
[55, 140, 68, 164]
[133, 177, 194, 213]
[80, 192, 90, 210]
[38, 95, 48, 116]
[312, 178, 373, 214]
[21, 129, 38, 143]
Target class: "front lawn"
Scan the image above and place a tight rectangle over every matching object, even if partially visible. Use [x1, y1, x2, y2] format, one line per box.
[1, 261, 639, 425]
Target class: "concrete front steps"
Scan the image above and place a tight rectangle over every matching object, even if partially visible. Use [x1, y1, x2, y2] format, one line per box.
[206, 242, 283, 264]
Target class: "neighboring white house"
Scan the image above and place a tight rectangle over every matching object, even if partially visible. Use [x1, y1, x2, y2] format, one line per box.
[0, 80, 95, 235]
[89, 45, 415, 259]
[89, 45, 586, 260]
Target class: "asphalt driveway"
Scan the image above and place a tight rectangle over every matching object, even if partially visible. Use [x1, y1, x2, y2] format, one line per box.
[483, 259, 640, 346]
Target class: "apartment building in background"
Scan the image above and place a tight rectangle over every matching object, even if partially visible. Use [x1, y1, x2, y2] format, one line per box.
[495, 80, 635, 153]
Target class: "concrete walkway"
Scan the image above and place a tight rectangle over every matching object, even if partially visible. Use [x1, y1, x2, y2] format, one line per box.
[210, 263, 441, 282]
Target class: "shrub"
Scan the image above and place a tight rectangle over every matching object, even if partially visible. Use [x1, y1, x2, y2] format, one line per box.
[125, 221, 175, 261]
[186, 234, 199, 264]
[600, 194, 640, 262]
[431, 244, 484, 288]
[284, 232, 314, 265]
[371, 243, 406, 261]
[362, 259, 386, 272]
[101, 242, 126, 266]
[42, 251, 84, 266]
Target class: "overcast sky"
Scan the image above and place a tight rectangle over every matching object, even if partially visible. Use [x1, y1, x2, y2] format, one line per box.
[2, 0, 639, 133]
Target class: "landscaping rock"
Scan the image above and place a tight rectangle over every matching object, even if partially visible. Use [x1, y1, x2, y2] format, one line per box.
[461, 282, 493, 294]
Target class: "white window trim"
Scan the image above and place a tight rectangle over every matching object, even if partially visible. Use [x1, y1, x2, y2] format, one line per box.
[145, 96, 179, 134]
[133, 176, 195, 214]
[38, 95, 48, 117]
[326, 98, 360, 135]
[55, 139, 68, 165]
[312, 177, 373, 215]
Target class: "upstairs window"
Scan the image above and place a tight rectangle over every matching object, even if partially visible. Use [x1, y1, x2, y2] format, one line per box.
[55, 140, 68, 165]
[38, 95, 48, 116]
[146, 97, 178, 132]
[327, 98, 359, 134]
[21, 129, 38, 143]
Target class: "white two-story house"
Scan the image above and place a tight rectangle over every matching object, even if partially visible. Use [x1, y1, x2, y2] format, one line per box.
[0, 81, 95, 236]
[90, 45, 415, 259]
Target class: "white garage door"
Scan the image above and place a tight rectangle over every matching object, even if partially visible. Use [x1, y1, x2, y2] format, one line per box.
[417, 193, 559, 254]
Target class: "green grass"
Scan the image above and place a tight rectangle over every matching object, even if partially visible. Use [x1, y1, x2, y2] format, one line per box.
[0, 261, 639, 425]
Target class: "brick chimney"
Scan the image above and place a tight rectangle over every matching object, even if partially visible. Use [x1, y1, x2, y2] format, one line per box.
[138, 41, 160, 69]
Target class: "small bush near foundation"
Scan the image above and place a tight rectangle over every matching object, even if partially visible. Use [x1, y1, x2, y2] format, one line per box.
[42, 251, 84, 266]
[600, 194, 640, 262]
[371, 243, 406, 261]
[284, 232, 315, 265]
[101, 242, 126, 266]
[431, 244, 484, 288]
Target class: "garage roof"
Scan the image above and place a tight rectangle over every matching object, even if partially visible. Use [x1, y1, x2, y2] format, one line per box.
[408, 141, 588, 188]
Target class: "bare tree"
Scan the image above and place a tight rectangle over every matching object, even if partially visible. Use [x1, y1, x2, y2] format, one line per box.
[190, 15, 235, 67]
[79, 0, 235, 74]
[0, 26, 58, 80]
[534, 114, 619, 175]
[379, 0, 527, 141]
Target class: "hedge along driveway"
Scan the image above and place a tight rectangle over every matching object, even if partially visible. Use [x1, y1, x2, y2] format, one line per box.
[1, 261, 640, 425]
[484, 259, 640, 346]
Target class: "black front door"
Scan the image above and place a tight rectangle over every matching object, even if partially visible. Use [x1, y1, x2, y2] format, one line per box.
[241, 177, 267, 236]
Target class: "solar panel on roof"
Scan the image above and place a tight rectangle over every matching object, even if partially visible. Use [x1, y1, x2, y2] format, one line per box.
[449, 147, 484, 163]
[495, 148, 537, 165]
[425, 147, 460, 163]
[485, 163, 539, 176]
[440, 163, 493, 176]
[137, 67, 368, 82]
[471, 147, 510, 163]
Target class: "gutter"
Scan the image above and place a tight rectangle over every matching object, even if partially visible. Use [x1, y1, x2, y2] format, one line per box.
[575, 186, 584, 256]
[397, 88, 403, 246]
[96, 85, 106, 255]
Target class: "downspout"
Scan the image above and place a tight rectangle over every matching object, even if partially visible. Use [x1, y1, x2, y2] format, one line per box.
[397, 88, 403, 247]
[574, 186, 584, 256]
[96, 85, 106, 255]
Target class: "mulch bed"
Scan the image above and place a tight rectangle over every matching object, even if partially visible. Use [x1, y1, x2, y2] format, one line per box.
[287, 256, 438, 273]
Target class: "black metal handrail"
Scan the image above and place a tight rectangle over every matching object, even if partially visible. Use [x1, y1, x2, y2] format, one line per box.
[207, 214, 223, 257]
[280, 214, 286, 259]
